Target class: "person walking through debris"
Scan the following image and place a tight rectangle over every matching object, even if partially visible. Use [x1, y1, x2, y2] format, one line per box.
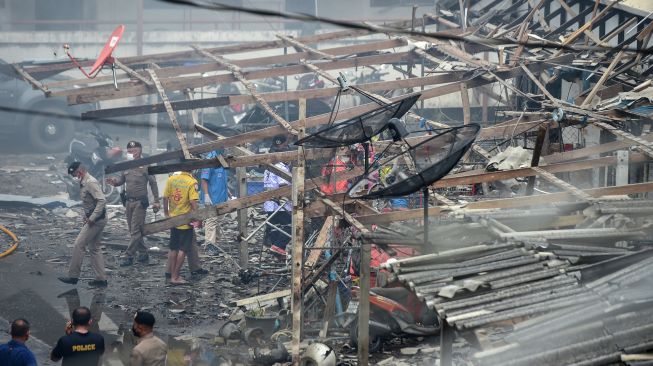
[0, 319, 37, 366]
[51, 307, 105, 366]
[106, 140, 161, 267]
[129, 311, 167, 366]
[263, 135, 292, 257]
[58, 162, 108, 287]
[163, 169, 200, 284]
[200, 149, 230, 246]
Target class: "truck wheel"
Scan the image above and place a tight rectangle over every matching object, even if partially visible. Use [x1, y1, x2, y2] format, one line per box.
[27, 107, 74, 153]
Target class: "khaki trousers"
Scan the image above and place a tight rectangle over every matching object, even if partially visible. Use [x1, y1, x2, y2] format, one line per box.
[188, 231, 201, 271]
[68, 218, 107, 280]
[203, 215, 222, 245]
[125, 200, 147, 257]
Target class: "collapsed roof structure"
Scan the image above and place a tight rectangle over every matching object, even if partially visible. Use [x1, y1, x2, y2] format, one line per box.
[10, 0, 653, 364]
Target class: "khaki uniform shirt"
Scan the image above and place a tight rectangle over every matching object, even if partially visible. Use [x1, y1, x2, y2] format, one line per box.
[116, 166, 160, 202]
[80, 173, 106, 222]
[130, 333, 167, 366]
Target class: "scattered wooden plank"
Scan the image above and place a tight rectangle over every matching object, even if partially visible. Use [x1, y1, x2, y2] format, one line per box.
[233, 289, 291, 307]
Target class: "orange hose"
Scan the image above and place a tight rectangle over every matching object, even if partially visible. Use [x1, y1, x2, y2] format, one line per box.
[0, 225, 19, 259]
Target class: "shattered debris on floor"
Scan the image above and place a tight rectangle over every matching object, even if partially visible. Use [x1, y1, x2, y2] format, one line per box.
[2, 0, 653, 364]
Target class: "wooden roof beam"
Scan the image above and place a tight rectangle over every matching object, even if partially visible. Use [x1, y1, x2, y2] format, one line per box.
[13, 65, 50, 96]
[147, 68, 192, 159]
[191, 45, 297, 135]
[105, 58, 565, 174]
[594, 121, 653, 159]
[531, 167, 595, 202]
[355, 182, 653, 225]
[24, 17, 431, 78]
[433, 151, 650, 188]
[61, 40, 409, 105]
[276, 34, 336, 61]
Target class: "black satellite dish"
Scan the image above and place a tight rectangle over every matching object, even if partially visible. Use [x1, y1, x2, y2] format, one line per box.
[348, 124, 481, 199]
[294, 94, 420, 148]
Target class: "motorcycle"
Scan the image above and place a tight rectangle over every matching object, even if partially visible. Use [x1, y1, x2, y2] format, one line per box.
[347, 285, 440, 353]
[62, 130, 123, 204]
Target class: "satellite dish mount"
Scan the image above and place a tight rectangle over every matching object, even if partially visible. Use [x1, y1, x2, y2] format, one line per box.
[64, 24, 125, 90]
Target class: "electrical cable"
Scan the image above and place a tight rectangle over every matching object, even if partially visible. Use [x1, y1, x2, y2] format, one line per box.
[0, 225, 19, 259]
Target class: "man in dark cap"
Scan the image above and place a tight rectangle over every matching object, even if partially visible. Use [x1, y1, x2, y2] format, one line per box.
[129, 311, 167, 366]
[59, 162, 108, 287]
[0, 319, 37, 366]
[107, 140, 161, 266]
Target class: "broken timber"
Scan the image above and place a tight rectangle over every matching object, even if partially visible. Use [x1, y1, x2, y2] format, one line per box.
[146, 68, 192, 159]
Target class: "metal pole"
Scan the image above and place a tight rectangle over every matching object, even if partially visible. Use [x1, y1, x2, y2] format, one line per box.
[354, 142, 372, 365]
[237, 167, 248, 268]
[423, 186, 429, 246]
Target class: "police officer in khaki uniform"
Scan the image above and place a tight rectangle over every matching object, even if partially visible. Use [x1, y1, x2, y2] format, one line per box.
[59, 162, 108, 287]
[129, 311, 167, 366]
[107, 141, 160, 266]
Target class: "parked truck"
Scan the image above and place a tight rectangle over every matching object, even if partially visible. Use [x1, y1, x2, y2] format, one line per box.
[0, 59, 89, 153]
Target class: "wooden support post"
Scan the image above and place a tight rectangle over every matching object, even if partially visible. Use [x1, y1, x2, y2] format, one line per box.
[440, 320, 454, 366]
[482, 52, 489, 126]
[616, 150, 629, 186]
[319, 281, 338, 339]
[147, 68, 192, 159]
[291, 167, 305, 366]
[460, 83, 471, 125]
[358, 237, 371, 365]
[237, 167, 248, 268]
[526, 125, 548, 195]
[291, 99, 306, 366]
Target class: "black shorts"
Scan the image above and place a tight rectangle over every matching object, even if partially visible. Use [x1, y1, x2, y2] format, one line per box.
[170, 228, 194, 252]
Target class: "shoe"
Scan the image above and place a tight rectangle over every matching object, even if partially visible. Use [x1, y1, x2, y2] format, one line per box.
[119, 257, 134, 267]
[136, 253, 149, 264]
[269, 245, 287, 257]
[191, 268, 209, 276]
[88, 280, 108, 287]
[58, 277, 79, 285]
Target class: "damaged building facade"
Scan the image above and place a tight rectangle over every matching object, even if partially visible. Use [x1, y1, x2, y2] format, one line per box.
[1, 0, 653, 365]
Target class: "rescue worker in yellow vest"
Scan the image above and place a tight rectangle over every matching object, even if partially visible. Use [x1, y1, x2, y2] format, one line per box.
[58, 162, 108, 287]
[106, 141, 161, 266]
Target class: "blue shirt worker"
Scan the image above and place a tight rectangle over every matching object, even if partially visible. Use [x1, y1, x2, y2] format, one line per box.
[200, 150, 230, 245]
[0, 319, 37, 366]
